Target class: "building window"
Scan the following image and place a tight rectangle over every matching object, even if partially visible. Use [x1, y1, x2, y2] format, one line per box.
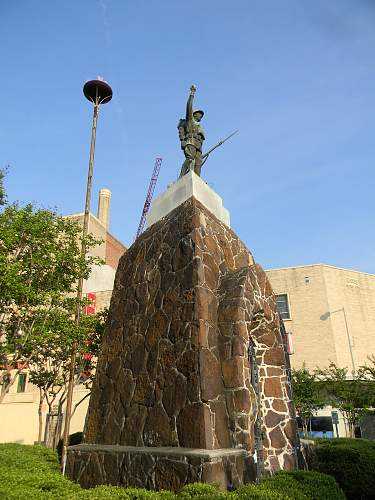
[276, 294, 291, 320]
[296, 416, 334, 438]
[17, 373, 27, 393]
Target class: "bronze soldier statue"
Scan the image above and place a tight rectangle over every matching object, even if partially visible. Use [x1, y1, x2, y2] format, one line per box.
[178, 84, 205, 177]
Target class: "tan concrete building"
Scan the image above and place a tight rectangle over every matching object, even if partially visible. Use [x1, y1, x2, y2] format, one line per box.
[0, 189, 126, 445]
[265, 264, 375, 372]
[2, 253, 374, 442]
[266, 264, 375, 438]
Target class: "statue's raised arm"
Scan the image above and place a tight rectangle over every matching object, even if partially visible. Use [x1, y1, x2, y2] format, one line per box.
[178, 84, 205, 178]
[185, 84, 196, 122]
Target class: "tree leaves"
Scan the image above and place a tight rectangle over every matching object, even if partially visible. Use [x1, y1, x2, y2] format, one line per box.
[0, 203, 103, 400]
[315, 362, 375, 437]
[292, 365, 324, 436]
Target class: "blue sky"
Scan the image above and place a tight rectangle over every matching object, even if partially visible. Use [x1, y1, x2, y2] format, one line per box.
[1, 1, 374, 272]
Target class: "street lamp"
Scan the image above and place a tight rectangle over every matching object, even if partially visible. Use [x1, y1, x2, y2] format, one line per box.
[61, 77, 112, 472]
[320, 307, 356, 377]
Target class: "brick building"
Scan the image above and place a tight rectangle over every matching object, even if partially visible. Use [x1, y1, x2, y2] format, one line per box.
[68, 188, 126, 311]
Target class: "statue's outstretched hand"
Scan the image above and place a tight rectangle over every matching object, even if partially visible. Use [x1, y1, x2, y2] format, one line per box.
[190, 84, 197, 94]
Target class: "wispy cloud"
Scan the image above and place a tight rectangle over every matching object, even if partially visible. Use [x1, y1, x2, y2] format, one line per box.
[98, 0, 111, 47]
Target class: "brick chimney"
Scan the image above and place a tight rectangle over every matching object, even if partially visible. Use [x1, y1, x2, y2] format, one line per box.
[97, 188, 111, 230]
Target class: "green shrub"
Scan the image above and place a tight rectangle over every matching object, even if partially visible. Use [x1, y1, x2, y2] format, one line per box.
[0, 443, 81, 499]
[310, 439, 375, 500]
[0, 468, 81, 499]
[314, 437, 375, 450]
[179, 494, 228, 500]
[0, 442, 60, 473]
[122, 487, 176, 499]
[235, 482, 292, 499]
[178, 483, 221, 498]
[153, 490, 178, 500]
[284, 470, 345, 500]
[247, 470, 345, 500]
[184, 495, 228, 500]
[56, 431, 83, 462]
[258, 473, 308, 500]
[80, 486, 177, 500]
[78, 485, 131, 499]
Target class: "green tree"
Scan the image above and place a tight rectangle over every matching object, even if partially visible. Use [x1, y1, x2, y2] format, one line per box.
[27, 306, 107, 445]
[71, 308, 108, 414]
[361, 355, 375, 380]
[315, 362, 375, 438]
[292, 365, 324, 437]
[0, 203, 102, 402]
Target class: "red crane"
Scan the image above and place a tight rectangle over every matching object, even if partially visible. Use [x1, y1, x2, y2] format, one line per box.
[135, 157, 162, 239]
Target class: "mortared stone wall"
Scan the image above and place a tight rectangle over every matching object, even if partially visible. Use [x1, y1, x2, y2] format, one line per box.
[67, 197, 297, 490]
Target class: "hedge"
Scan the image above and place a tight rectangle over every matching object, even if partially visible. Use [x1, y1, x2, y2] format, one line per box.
[314, 437, 375, 451]
[236, 482, 293, 499]
[0, 443, 81, 499]
[310, 438, 375, 500]
[56, 431, 83, 462]
[0, 443, 345, 499]
[178, 483, 225, 498]
[260, 470, 345, 500]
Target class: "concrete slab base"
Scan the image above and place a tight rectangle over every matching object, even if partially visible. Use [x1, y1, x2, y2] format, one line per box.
[145, 171, 230, 229]
[67, 444, 255, 491]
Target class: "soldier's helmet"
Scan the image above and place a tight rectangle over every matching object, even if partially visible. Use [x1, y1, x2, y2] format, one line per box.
[193, 109, 204, 119]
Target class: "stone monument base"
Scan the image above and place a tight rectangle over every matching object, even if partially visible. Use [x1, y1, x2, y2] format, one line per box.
[145, 170, 230, 229]
[67, 444, 254, 491]
[67, 194, 297, 491]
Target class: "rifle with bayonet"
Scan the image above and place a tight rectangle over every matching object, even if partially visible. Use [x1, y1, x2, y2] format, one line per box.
[201, 129, 239, 167]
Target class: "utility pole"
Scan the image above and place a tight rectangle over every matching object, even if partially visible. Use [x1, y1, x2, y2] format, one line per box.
[61, 77, 112, 473]
[341, 307, 356, 378]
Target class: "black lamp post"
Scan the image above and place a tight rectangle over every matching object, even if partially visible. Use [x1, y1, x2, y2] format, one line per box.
[61, 77, 112, 472]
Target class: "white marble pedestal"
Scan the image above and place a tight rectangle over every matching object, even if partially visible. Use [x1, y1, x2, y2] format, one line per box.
[145, 171, 230, 229]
